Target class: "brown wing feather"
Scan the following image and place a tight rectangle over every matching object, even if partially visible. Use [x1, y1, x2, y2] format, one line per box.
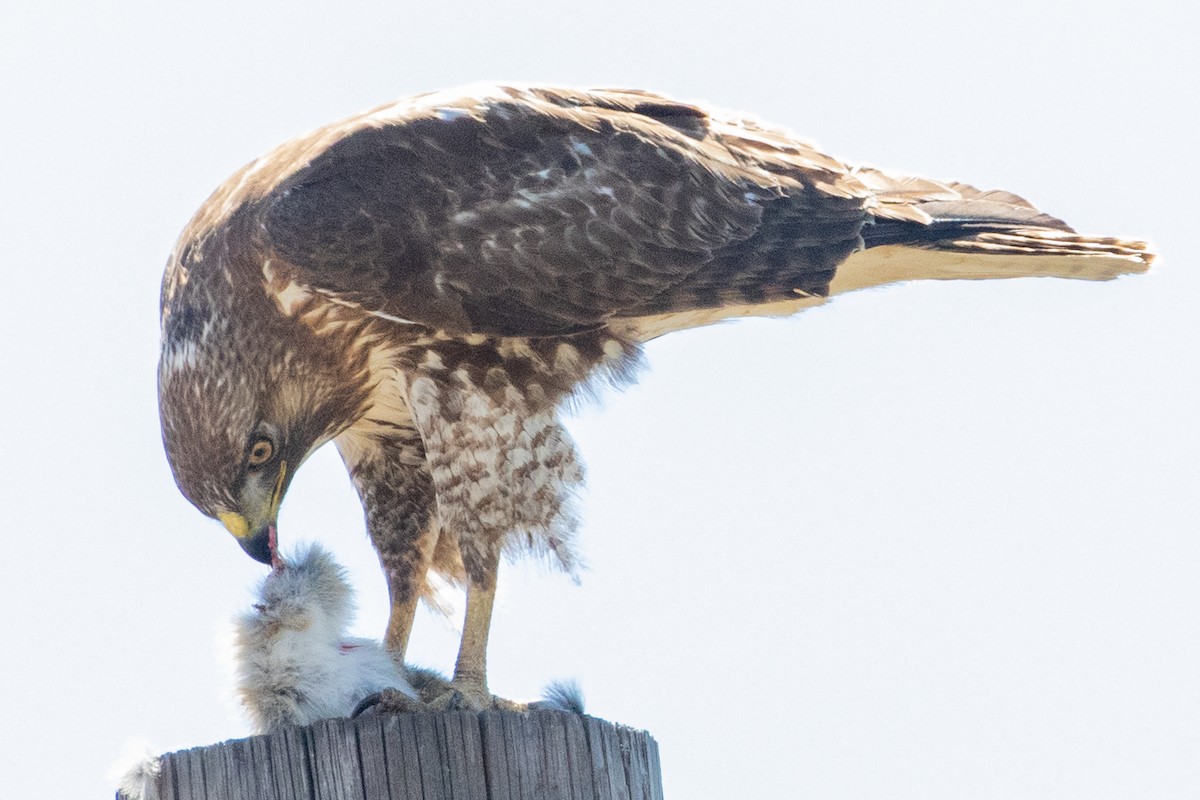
[169, 85, 1151, 341]
[253, 86, 872, 336]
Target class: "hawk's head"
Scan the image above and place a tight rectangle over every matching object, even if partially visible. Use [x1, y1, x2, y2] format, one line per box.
[158, 289, 369, 565]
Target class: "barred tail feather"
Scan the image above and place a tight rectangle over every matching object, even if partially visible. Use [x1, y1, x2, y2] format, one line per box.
[621, 170, 1153, 341]
[623, 227, 1151, 341]
[844, 168, 1154, 290]
[833, 229, 1153, 295]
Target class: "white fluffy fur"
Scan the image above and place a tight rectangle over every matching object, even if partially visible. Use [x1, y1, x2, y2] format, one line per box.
[233, 543, 417, 733]
[111, 739, 161, 800]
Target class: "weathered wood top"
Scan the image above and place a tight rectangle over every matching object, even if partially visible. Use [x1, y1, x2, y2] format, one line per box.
[123, 711, 662, 800]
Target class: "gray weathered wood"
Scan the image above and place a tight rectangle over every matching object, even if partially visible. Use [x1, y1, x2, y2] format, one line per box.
[119, 711, 662, 800]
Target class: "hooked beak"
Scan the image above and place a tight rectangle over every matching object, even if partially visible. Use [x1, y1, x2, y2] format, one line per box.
[218, 512, 274, 565]
[218, 460, 288, 568]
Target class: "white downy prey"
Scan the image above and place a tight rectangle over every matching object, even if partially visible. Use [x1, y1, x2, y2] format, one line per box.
[233, 543, 419, 733]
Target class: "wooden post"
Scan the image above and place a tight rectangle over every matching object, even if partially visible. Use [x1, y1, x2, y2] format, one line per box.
[120, 711, 663, 800]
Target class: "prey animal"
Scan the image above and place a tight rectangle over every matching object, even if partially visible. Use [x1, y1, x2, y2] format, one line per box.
[233, 543, 421, 732]
[159, 84, 1152, 710]
[234, 542, 583, 729]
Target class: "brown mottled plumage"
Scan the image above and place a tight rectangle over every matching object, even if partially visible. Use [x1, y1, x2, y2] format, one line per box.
[158, 84, 1151, 708]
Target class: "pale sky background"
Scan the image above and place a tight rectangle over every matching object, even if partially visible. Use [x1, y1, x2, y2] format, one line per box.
[2, 3, 1197, 798]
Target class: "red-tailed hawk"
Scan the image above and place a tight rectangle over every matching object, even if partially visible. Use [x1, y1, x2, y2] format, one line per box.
[158, 84, 1151, 709]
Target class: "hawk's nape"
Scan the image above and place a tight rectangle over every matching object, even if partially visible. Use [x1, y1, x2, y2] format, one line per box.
[157, 84, 1151, 710]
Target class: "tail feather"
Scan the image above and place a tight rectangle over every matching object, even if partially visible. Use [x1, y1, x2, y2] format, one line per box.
[837, 167, 1153, 292]
[936, 228, 1151, 260]
[620, 168, 1152, 341]
[856, 168, 1074, 231]
[832, 229, 1151, 295]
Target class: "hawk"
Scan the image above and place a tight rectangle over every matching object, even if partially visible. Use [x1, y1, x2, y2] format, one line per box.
[159, 84, 1151, 709]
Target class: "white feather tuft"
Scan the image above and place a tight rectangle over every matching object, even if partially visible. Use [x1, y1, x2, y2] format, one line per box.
[110, 738, 161, 800]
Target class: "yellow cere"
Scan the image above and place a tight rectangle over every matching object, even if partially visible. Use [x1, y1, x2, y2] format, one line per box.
[218, 511, 251, 540]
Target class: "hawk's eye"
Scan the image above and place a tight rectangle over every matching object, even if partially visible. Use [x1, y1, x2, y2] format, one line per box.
[247, 437, 275, 469]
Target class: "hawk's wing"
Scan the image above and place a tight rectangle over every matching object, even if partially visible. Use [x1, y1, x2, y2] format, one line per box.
[253, 86, 873, 336]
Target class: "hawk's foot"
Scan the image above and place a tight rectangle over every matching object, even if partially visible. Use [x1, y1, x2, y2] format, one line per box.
[363, 668, 529, 712]
[351, 687, 424, 718]
[423, 681, 527, 712]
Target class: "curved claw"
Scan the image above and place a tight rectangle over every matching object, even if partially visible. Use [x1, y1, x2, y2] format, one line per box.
[351, 692, 384, 719]
[351, 687, 424, 718]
